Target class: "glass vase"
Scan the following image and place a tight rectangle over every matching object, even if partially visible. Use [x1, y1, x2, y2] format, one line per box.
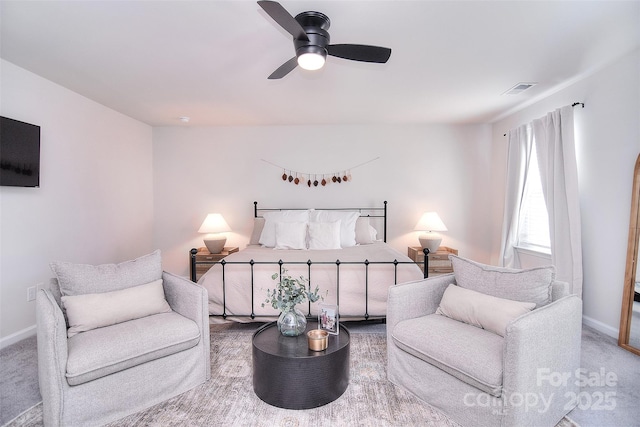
[277, 307, 307, 337]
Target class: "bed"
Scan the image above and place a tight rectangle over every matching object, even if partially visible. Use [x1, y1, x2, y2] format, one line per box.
[191, 201, 426, 322]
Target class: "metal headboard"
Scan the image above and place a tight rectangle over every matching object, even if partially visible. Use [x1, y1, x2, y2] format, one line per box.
[253, 200, 387, 242]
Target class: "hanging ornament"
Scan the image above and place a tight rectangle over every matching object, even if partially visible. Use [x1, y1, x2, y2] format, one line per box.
[264, 157, 378, 189]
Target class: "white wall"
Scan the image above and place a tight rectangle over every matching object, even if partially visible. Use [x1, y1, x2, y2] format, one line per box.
[152, 124, 493, 277]
[0, 60, 154, 345]
[2, 50, 636, 345]
[489, 48, 640, 336]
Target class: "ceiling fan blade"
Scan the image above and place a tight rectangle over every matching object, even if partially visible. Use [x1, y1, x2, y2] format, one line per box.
[327, 44, 391, 63]
[268, 57, 298, 79]
[258, 1, 309, 41]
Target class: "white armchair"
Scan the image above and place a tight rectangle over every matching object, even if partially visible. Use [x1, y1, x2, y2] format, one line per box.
[36, 251, 210, 426]
[387, 256, 582, 427]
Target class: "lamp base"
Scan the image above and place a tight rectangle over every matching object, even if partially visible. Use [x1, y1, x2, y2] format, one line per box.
[204, 236, 227, 254]
[418, 233, 442, 254]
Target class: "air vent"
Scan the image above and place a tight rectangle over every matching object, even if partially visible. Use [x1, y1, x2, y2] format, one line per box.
[504, 82, 537, 95]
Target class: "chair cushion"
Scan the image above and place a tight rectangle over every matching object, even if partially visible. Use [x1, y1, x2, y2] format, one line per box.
[66, 312, 200, 386]
[62, 279, 172, 338]
[435, 284, 536, 337]
[450, 255, 553, 307]
[392, 314, 504, 397]
[51, 250, 162, 297]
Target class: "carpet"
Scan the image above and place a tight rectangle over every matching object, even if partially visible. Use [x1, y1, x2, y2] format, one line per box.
[5, 324, 578, 427]
[0, 336, 40, 425]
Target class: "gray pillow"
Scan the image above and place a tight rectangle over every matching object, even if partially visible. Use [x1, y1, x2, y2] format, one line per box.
[435, 284, 536, 336]
[51, 250, 162, 297]
[249, 218, 266, 245]
[449, 255, 553, 307]
[62, 279, 172, 337]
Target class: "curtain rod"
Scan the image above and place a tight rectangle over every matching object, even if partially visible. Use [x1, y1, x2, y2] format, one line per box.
[503, 102, 584, 136]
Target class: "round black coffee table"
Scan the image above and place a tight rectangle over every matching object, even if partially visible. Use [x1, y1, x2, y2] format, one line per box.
[252, 321, 350, 409]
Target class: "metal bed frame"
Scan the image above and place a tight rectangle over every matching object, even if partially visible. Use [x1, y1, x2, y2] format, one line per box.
[190, 201, 430, 320]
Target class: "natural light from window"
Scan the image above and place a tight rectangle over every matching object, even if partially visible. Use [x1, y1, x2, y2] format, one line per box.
[518, 142, 551, 253]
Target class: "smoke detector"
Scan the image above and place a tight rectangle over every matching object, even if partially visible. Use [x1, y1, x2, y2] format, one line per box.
[503, 82, 537, 95]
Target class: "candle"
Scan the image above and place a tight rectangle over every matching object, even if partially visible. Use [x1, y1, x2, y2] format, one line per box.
[307, 329, 329, 351]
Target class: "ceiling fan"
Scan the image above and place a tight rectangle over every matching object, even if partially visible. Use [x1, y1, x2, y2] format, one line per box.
[257, 0, 392, 79]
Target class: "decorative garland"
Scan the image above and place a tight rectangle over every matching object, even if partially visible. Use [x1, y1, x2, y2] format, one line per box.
[261, 157, 380, 188]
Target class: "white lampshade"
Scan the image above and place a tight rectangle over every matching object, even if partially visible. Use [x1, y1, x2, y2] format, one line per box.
[198, 213, 231, 254]
[414, 212, 447, 253]
[414, 212, 447, 232]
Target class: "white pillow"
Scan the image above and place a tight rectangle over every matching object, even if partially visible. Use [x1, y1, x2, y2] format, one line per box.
[355, 217, 377, 244]
[259, 210, 309, 247]
[368, 225, 378, 241]
[274, 222, 308, 250]
[309, 210, 360, 247]
[308, 220, 342, 250]
[61, 279, 172, 338]
[435, 284, 536, 337]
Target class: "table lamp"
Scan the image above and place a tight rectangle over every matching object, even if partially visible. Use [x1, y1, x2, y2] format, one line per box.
[414, 212, 447, 253]
[198, 213, 231, 254]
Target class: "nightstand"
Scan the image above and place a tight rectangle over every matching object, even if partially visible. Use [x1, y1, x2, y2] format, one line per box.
[190, 247, 239, 282]
[407, 246, 458, 277]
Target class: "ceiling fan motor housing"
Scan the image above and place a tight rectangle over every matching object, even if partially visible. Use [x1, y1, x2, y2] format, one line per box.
[294, 11, 330, 58]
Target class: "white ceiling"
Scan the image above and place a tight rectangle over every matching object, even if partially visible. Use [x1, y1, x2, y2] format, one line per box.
[1, 1, 639, 127]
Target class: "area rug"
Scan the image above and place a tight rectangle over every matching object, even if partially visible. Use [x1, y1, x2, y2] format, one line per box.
[5, 325, 577, 427]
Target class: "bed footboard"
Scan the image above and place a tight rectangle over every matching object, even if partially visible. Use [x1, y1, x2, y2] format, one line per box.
[189, 248, 430, 320]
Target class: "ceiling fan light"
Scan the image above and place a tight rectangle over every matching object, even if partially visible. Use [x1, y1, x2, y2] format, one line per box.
[298, 52, 325, 70]
[296, 45, 327, 71]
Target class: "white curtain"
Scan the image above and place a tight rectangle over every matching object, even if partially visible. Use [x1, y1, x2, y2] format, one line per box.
[499, 125, 532, 269]
[533, 106, 583, 297]
[499, 106, 583, 297]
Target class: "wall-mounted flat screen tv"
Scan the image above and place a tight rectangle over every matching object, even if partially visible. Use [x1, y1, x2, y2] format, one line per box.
[0, 116, 41, 187]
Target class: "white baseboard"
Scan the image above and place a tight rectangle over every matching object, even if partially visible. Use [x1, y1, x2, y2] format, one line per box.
[582, 314, 619, 339]
[0, 324, 36, 350]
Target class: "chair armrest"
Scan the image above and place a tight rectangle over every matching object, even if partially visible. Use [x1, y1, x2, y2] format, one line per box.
[387, 274, 455, 331]
[36, 289, 69, 424]
[502, 295, 582, 423]
[162, 271, 208, 326]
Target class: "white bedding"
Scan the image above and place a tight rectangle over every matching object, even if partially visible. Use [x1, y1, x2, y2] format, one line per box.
[198, 242, 424, 321]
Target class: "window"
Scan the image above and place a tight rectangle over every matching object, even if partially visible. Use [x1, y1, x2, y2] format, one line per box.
[517, 142, 551, 253]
